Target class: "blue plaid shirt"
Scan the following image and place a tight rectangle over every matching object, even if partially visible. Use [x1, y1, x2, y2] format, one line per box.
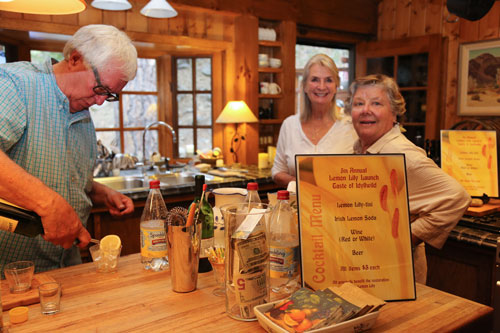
[0, 58, 97, 273]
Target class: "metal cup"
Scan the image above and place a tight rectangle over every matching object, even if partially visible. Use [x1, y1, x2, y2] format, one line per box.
[166, 220, 202, 293]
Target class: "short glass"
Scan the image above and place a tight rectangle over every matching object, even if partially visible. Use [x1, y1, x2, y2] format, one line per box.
[4, 261, 35, 293]
[38, 282, 61, 315]
[89, 244, 122, 273]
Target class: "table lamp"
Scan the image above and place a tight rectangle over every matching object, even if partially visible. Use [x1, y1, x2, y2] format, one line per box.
[216, 101, 258, 163]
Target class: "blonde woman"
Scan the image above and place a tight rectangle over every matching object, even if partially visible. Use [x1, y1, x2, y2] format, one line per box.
[272, 54, 358, 187]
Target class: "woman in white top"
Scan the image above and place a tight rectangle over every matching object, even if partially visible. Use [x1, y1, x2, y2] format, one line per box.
[271, 54, 358, 187]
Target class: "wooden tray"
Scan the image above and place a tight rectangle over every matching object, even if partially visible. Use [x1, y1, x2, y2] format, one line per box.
[466, 203, 500, 217]
[1, 273, 56, 310]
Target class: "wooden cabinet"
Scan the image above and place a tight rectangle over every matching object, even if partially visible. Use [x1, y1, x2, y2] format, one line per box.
[356, 34, 444, 146]
[257, 20, 296, 152]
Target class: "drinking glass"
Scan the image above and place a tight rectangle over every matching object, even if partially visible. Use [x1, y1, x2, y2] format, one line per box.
[208, 257, 225, 297]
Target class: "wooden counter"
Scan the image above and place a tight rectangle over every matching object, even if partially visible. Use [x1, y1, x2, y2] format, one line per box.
[2, 254, 492, 332]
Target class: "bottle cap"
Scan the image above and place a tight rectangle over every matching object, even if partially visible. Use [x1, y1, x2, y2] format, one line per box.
[247, 182, 258, 191]
[149, 180, 160, 189]
[277, 190, 289, 200]
[9, 306, 29, 324]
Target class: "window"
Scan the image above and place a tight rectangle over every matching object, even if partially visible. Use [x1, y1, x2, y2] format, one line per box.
[173, 57, 213, 158]
[30, 50, 63, 65]
[91, 58, 158, 161]
[295, 43, 354, 114]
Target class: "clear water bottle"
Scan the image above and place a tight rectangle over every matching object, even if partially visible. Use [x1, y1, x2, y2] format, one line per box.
[245, 182, 261, 211]
[140, 179, 169, 271]
[269, 190, 300, 301]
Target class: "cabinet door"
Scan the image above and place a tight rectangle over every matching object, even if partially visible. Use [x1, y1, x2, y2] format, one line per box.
[356, 34, 444, 146]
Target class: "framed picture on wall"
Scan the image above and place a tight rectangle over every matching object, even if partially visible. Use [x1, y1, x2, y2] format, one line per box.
[458, 39, 500, 116]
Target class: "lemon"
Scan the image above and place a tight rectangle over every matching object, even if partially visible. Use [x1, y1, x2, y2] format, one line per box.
[100, 234, 121, 252]
[283, 314, 299, 327]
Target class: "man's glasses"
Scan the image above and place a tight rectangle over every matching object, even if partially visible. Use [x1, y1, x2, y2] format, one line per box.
[91, 66, 119, 102]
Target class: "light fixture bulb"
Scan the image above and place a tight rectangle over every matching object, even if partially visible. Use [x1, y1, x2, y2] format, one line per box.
[140, 0, 178, 18]
[91, 0, 132, 11]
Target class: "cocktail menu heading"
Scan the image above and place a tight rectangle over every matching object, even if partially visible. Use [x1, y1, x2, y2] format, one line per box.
[295, 154, 415, 301]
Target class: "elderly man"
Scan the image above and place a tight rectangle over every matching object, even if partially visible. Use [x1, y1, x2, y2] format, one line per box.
[0, 25, 137, 273]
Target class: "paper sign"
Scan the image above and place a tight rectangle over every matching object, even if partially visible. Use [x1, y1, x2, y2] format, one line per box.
[440, 130, 498, 197]
[295, 154, 415, 301]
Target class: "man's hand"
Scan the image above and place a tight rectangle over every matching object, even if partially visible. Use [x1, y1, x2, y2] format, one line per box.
[39, 193, 91, 249]
[90, 181, 134, 217]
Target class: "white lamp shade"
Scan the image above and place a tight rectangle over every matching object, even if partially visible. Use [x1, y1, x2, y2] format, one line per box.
[140, 0, 178, 18]
[91, 0, 132, 11]
[0, 0, 86, 14]
[216, 101, 258, 124]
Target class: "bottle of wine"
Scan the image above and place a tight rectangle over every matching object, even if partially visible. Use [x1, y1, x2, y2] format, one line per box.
[193, 175, 214, 273]
[0, 199, 44, 237]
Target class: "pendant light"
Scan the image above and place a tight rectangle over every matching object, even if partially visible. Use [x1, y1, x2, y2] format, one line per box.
[0, 0, 86, 14]
[140, 0, 178, 18]
[91, 0, 132, 11]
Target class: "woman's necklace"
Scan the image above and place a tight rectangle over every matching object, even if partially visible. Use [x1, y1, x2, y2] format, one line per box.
[303, 118, 334, 144]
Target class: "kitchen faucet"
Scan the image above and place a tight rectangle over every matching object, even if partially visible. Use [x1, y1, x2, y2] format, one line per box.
[142, 121, 177, 169]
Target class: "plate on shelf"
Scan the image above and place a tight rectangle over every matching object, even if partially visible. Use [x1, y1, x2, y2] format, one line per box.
[254, 301, 379, 333]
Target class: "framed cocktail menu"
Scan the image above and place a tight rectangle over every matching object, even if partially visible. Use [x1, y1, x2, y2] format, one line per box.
[295, 154, 416, 301]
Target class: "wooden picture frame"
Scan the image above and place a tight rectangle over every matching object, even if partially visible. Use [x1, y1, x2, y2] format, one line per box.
[458, 39, 500, 116]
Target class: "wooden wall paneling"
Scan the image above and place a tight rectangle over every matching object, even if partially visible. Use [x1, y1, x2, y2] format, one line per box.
[394, 0, 411, 39]
[279, 20, 296, 122]
[186, 11, 206, 39]
[102, 10, 127, 30]
[166, 11, 187, 36]
[157, 55, 174, 159]
[78, 6, 102, 26]
[478, 1, 500, 40]
[441, 9, 460, 130]
[378, 0, 396, 41]
[425, 0, 444, 35]
[459, 18, 479, 43]
[204, 12, 223, 41]
[409, 0, 427, 37]
[22, 14, 51, 23]
[233, 14, 258, 165]
[425, 34, 444, 139]
[212, 51, 224, 153]
[126, 0, 148, 33]
[51, 13, 79, 26]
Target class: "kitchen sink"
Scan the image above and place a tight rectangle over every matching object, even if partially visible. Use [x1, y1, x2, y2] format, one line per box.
[94, 172, 219, 192]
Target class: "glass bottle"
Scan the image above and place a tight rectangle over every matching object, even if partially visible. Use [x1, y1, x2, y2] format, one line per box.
[245, 182, 261, 211]
[0, 199, 44, 237]
[194, 175, 214, 273]
[140, 179, 169, 271]
[269, 190, 300, 301]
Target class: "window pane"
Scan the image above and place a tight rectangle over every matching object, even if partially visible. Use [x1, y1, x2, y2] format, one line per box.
[124, 58, 157, 92]
[96, 131, 121, 154]
[90, 101, 119, 128]
[196, 94, 212, 126]
[177, 58, 192, 91]
[197, 128, 212, 153]
[178, 128, 194, 157]
[0, 45, 6, 64]
[196, 58, 211, 91]
[30, 50, 63, 65]
[177, 94, 193, 126]
[124, 130, 158, 161]
[122, 94, 158, 128]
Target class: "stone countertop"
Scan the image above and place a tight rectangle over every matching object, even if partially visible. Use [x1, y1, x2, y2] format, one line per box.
[448, 224, 499, 250]
[105, 166, 275, 201]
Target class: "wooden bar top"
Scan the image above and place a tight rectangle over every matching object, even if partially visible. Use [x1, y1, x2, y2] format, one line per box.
[2, 254, 493, 332]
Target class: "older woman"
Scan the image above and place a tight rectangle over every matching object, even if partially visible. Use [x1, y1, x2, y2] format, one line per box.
[344, 74, 471, 284]
[271, 54, 357, 187]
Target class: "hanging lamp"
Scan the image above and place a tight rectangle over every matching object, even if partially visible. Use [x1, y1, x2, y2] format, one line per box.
[0, 0, 86, 14]
[91, 0, 132, 11]
[140, 0, 177, 18]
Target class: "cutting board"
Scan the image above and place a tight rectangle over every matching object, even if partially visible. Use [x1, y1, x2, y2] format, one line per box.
[466, 203, 500, 217]
[1, 273, 56, 310]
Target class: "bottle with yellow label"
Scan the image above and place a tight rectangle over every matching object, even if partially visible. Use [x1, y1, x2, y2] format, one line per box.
[0, 199, 44, 237]
[140, 180, 169, 271]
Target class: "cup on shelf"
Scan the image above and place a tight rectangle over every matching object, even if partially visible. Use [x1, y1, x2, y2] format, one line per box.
[258, 27, 276, 41]
[258, 53, 269, 67]
[260, 82, 270, 94]
[268, 83, 281, 95]
[269, 58, 281, 68]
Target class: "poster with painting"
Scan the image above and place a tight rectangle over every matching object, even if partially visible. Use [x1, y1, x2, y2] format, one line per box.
[458, 39, 500, 116]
